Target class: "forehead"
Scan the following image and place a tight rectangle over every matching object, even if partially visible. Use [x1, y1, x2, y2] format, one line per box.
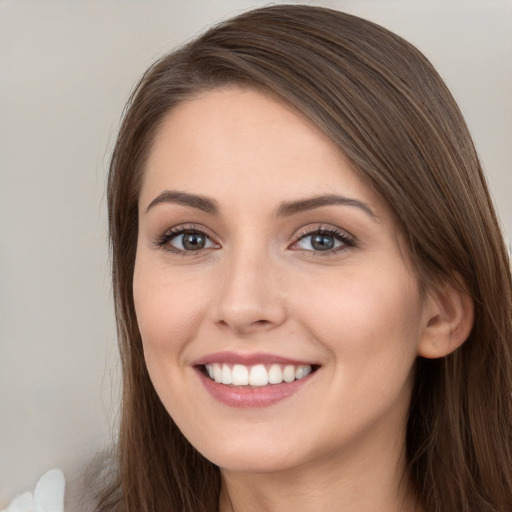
[139, 86, 386, 215]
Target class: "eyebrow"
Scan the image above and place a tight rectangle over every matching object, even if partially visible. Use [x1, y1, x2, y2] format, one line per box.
[145, 190, 219, 215]
[274, 194, 377, 219]
[145, 190, 376, 220]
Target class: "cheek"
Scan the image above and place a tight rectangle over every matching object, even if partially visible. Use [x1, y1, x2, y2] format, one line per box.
[132, 258, 207, 362]
[132, 255, 215, 418]
[292, 268, 423, 441]
[295, 266, 423, 373]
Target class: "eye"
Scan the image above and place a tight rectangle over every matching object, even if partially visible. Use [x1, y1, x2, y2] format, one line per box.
[291, 226, 355, 254]
[155, 226, 218, 253]
[172, 230, 214, 251]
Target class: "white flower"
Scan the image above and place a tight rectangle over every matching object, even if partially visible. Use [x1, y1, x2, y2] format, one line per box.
[2, 469, 65, 512]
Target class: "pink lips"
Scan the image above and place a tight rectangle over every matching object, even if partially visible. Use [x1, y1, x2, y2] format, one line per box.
[192, 351, 317, 408]
[192, 351, 313, 367]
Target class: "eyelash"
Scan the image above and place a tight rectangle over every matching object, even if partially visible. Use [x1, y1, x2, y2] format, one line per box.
[153, 224, 219, 255]
[153, 224, 356, 256]
[290, 225, 356, 256]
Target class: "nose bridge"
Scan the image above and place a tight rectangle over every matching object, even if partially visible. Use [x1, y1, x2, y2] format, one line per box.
[214, 236, 286, 333]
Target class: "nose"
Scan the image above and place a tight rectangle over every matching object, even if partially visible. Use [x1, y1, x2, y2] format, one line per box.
[213, 248, 287, 335]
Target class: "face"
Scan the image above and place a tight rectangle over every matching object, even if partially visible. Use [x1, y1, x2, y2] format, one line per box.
[133, 87, 430, 476]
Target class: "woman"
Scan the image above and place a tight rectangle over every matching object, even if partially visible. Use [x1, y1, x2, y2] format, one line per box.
[98, 4, 512, 511]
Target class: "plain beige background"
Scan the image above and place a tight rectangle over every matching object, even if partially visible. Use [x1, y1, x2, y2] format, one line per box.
[1, 0, 511, 506]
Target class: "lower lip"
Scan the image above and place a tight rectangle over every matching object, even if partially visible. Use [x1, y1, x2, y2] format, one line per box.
[196, 369, 315, 408]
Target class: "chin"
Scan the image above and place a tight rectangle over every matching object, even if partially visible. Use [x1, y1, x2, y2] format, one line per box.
[192, 433, 307, 475]
[212, 451, 303, 475]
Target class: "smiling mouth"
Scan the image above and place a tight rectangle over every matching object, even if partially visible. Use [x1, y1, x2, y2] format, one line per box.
[201, 363, 317, 387]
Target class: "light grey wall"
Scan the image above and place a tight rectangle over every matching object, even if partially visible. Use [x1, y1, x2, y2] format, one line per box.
[1, 0, 511, 506]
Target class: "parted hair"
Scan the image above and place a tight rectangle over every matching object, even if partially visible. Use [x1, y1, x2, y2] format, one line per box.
[100, 5, 512, 511]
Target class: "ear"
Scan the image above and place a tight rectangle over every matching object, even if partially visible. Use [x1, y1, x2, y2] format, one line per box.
[417, 276, 474, 359]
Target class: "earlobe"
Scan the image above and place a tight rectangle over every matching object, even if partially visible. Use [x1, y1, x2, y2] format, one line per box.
[417, 277, 474, 359]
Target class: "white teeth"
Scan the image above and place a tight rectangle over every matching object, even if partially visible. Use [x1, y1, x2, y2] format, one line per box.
[295, 365, 311, 380]
[249, 364, 269, 386]
[232, 364, 249, 385]
[221, 364, 232, 385]
[204, 363, 313, 386]
[213, 363, 223, 383]
[283, 365, 296, 383]
[268, 364, 283, 384]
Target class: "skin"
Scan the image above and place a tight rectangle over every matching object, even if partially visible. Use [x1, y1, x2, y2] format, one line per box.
[133, 86, 466, 511]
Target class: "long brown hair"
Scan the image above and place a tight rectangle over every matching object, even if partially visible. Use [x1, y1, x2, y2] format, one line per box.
[101, 5, 512, 511]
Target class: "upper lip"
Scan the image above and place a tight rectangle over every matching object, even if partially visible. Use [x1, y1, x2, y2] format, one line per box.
[191, 351, 318, 367]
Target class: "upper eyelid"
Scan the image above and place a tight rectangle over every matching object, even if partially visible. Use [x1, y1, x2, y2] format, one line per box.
[293, 224, 355, 241]
[163, 223, 216, 238]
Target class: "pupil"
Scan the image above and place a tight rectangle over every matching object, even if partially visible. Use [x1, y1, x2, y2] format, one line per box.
[312, 234, 334, 250]
[183, 232, 205, 250]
